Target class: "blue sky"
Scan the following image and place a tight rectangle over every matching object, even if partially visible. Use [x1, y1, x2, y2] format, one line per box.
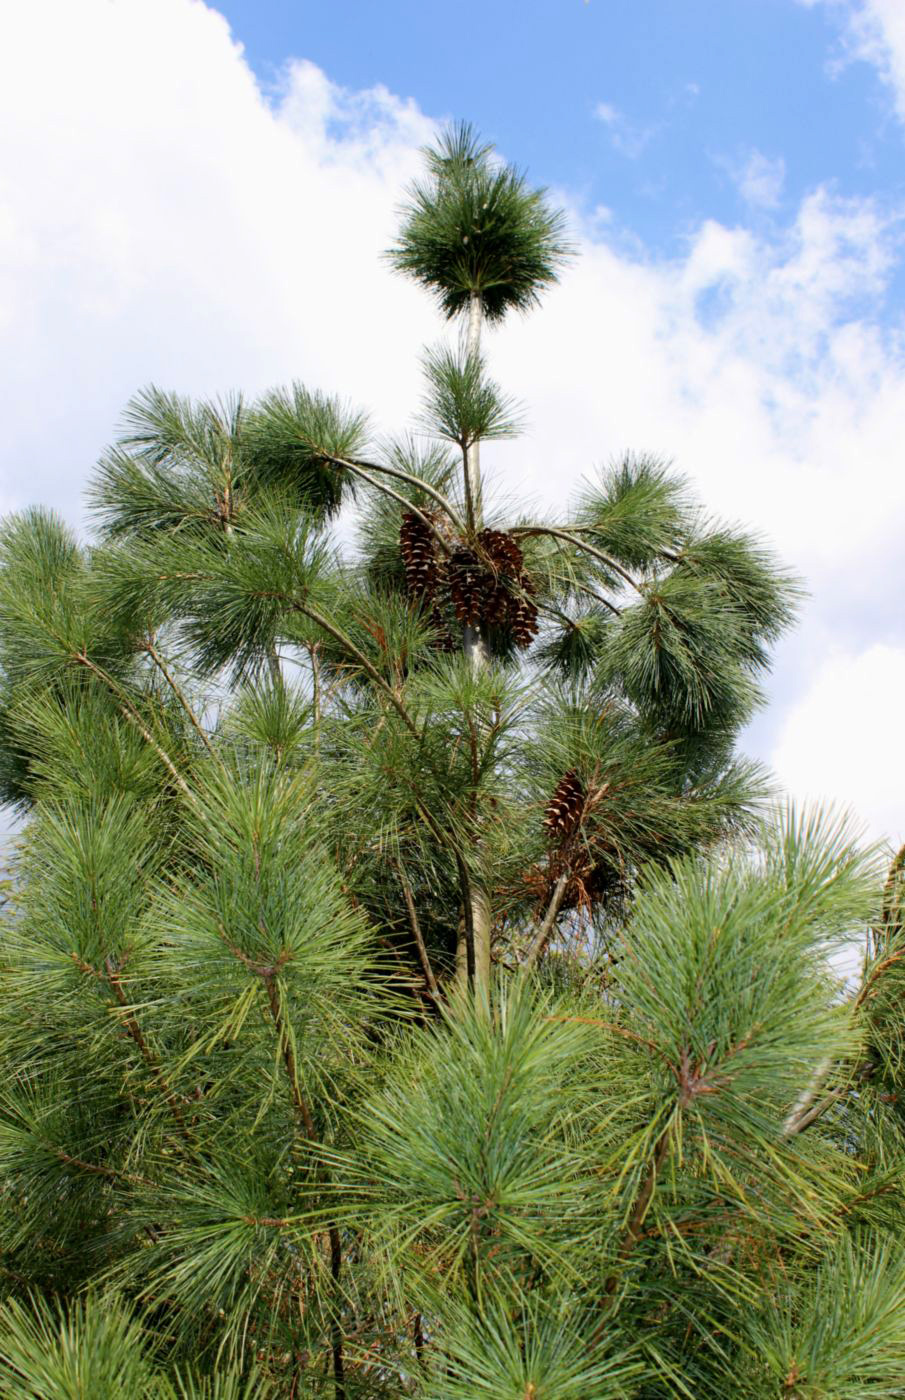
[2, 0, 904, 842]
[217, 0, 904, 261]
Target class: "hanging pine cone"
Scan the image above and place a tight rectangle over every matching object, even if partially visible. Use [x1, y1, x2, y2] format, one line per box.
[544, 770, 585, 840]
[399, 512, 439, 600]
[440, 526, 539, 646]
[476, 527, 524, 578]
[481, 529, 538, 643]
[448, 546, 489, 626]
[484, 581, 512, 625]
[510, 577, 539, 647]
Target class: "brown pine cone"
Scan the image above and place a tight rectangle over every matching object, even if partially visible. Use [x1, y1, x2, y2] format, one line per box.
[544, 770, 585, 839]
[510, 571, 538, 645]
[476, 527, 524, 578]
[510, 587, 539, 646]
[485, 582, 512, 625]
[448, 546, 488, 625]
[399, 512, 439, 600]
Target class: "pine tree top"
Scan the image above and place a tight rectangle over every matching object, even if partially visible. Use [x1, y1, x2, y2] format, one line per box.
[387, 121, 572, 322]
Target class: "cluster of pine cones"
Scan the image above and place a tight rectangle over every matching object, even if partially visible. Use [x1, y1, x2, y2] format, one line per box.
[399, 514, 539, 647]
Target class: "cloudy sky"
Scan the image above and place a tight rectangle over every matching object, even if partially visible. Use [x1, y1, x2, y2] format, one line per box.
[1, 0, 903, 847]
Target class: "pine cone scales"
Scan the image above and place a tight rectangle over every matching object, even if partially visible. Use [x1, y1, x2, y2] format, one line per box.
[476, 528, 524, 576]
[510, 577, 539, 646]
[400, 513, 439, 599]
[448, 546, 486, 625]
[544, 770, 585, 839]
[486, 582, 511, 624]
[400, 517, 538, 647]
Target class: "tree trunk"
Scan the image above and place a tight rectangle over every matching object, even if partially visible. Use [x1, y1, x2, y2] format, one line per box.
[463, 292, 484, 531]
[456, 290, 492, 996]
[455, 881, 491, 996]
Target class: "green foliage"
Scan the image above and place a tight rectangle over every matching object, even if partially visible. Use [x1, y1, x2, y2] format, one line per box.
[344, 984, 598, 1289]
[91, 388, 250, 541]
[601, 572, 761, 732]
[435, 1295, 643, 1399]
[737, 1234, 905, 1398]
[0, 120, 897, 1400]
[0, 509, 124, 689]
[387, 122, 571, 322]
[0, 1293, 163, 1399]
[95, 494, 332, 680]
[245, 384, 370, 518]
[612, 809, 876, 1222]
[574, 456, 689, 570]
[0, 1293, 272, 1399]
[92, 383, 367, 538]
[420, 346, 524, 448]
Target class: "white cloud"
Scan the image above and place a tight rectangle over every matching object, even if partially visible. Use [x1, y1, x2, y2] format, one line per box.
[801, 0, 905, 120]
[722, 149, 787, 209]
[593, 101, 655, 158]
[771, 643, 905, 846]
[0, 0, 438, 521]
[1, 0, 904, 844]
[489, 187, 904, 605]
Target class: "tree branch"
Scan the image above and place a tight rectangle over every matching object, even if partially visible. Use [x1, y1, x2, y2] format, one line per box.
[289, 600, 420, 738]
[570, 579, 622, 617]
[144, 639, 218, 760]
[782, 1056, 834, 1138]
[521, 872, 570, 970]
[392, 859, 441, 1001]
[74, 652, 196, 802]
[334, 458, 453, 554]
[105, 956, 191, 1141]
[330, 454, 465, 533]
[510, 525, 642, 592]
[51, 1145, 153, 1188]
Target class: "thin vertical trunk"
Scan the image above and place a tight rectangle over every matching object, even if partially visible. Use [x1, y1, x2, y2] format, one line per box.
[463, 292, 484, 531]
[465, 299, 493, 660]
[462, 294, 490, 671]
[455, 863, 477, 992]
[468, 883, 491, 993]
[463, 623, 490, 670]
[457, 290, 492, 996]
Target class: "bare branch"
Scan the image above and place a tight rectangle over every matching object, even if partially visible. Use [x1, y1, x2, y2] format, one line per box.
[330, 453, 465, 533]
[521, 872, 570, 970]
[337, 457, 453, 553]
[393, 859, 441, 1001]
[144, 639, 218, 760]
[511, 525, 643, 592]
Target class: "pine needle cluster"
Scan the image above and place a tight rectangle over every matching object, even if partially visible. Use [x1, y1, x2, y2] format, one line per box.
[0, 125, 902, 1400]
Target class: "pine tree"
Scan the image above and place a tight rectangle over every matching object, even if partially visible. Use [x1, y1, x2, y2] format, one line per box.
[0, 123, 902, 1399]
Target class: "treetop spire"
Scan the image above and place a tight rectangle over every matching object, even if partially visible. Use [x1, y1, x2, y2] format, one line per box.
[387, 120, 572, 324]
